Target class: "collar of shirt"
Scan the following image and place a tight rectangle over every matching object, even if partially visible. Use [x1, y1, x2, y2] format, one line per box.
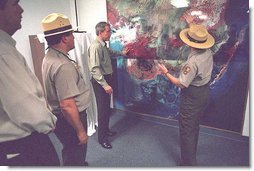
[0, 29, 16, 47]
[49, 47, 70, 59]
[96, 37, 107, 47]
[187, 49, 208, 60]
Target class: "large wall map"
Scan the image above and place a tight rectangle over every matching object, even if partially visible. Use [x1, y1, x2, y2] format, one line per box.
[106, 0, 249, 132]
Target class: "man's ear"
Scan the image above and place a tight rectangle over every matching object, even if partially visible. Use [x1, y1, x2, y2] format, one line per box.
[61, 35, 68, 43]
[98, 30, 103, 36]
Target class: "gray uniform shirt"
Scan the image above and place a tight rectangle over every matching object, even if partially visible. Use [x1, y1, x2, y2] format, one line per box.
[179, 49, 213, 87]
[0, 30, 57, 142]
[42, 48, 91, 114]
[88, 38, 122, 88]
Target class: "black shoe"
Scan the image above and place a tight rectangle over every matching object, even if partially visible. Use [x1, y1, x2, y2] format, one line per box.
[107, 131, 117, 137]
[84, 161, 89, 166]
[100, 141, 112, 149]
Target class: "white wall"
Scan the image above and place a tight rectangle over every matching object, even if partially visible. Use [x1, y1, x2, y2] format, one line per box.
[15, 0, 73, 72]
[15, 0, 107, 72]
[75, 0, 107, 37]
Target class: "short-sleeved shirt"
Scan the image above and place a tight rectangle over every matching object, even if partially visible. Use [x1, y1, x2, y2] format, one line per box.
[42, 48, 91, 114]
[179, 49, 213, 87]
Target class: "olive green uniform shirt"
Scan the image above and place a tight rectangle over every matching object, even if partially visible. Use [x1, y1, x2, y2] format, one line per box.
[179, 49, 213, 87]
[42, 48, 91, 114]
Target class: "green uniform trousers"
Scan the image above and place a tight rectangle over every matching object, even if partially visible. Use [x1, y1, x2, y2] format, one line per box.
[179, 83, 210, 166]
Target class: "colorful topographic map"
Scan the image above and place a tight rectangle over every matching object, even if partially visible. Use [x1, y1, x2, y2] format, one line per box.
[107, 0, 249, 132]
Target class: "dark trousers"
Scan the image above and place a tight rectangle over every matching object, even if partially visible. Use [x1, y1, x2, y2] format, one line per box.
[0, 132, 60, 166]
[179, 84, 210, 166]
[54, 110, 88, 166]
[91, 74, 112, 143]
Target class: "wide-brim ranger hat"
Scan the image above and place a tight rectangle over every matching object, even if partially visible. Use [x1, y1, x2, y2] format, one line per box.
[42, 13, 74, 37]
[179, 24, 215, 49]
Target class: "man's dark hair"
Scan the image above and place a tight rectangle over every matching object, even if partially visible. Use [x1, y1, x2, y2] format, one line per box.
[95, 22, 110, 36]
[45, 31, 72, 46]
[0, 0, 7, 10]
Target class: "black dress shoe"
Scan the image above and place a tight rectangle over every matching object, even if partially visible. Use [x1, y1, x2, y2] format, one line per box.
[100, 141, 112, 149]
[107, 131, 117, 137]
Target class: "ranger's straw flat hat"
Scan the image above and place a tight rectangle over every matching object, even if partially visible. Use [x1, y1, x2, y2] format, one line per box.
[179, 24, 215, 49]
[42, 13, 73, 37]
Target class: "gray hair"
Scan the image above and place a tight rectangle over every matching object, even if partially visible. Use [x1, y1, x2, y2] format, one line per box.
[95, 21, 110, 36]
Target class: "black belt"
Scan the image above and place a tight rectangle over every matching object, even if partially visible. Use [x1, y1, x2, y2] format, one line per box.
[0, 132, 38, 155]
[189, 82, 210, 88]
[91, 74, 113, 83]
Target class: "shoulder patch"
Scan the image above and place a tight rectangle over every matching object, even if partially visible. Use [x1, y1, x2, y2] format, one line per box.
[182, 65, 191, 75]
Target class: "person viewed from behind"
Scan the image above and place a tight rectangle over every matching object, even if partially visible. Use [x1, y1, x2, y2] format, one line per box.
[41, 13, 91, 166]
[157, 24, 215, 166]
[0, 0, 59, 166]
[88, 21, 128, 149]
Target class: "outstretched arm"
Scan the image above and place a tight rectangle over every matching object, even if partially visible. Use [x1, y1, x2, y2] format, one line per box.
[157, 63, 185, 88]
